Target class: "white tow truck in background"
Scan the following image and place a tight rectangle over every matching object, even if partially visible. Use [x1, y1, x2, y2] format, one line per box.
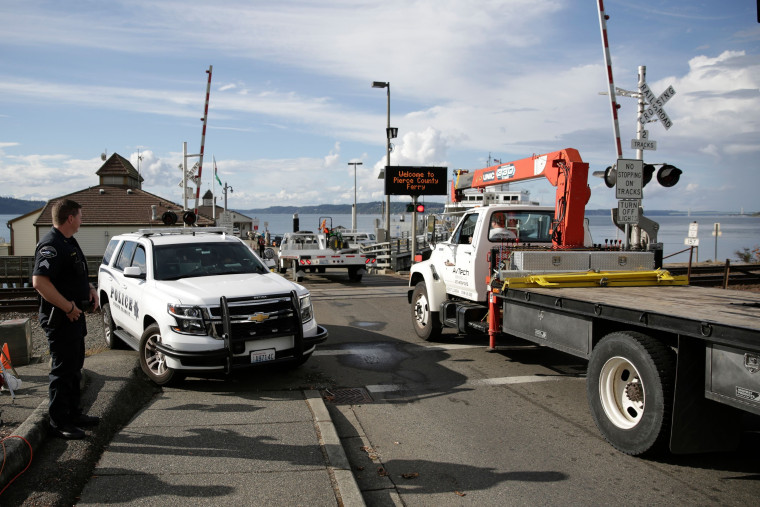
[277, 217, 376, 282]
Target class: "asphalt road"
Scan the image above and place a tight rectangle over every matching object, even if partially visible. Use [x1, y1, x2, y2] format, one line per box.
[296, 272, 760, 506]
[5, 271, 758, 505]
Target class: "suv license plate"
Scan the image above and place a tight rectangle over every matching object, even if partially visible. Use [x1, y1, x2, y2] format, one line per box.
[251, 348, 276, 364]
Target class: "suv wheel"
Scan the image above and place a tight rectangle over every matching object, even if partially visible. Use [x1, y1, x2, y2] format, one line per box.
[139, 323, 184, 385]
[102, 303, 126, 349]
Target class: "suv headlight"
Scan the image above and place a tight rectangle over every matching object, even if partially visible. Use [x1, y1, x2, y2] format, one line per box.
[168, 304, 207, 335]
[299, 294, 314, 323]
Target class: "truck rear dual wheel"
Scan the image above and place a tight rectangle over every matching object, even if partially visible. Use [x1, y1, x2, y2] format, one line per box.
[586, 331, 675, 456]
[411, 281, 442, 341]
[348, 267, 363, 282]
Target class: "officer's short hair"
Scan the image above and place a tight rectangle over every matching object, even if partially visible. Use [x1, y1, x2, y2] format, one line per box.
[51, 199, 82, 227]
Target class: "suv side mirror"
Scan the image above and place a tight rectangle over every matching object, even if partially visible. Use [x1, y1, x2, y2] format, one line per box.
[124, 266, 145, 279]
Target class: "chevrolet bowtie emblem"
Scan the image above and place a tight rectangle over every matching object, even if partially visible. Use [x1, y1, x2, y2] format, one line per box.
[249, 313, 270, 323]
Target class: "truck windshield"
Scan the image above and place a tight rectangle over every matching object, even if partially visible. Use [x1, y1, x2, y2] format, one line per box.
[488, 210, 554, 243]
[153, 242, 270, 280]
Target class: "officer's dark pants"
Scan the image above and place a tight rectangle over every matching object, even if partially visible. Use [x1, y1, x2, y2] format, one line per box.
[45, 321, 85, 428]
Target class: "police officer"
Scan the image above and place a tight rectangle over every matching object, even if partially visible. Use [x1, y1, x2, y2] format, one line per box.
[32, 199, 100, 439]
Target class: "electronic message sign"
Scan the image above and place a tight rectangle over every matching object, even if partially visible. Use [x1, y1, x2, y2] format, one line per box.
[384, 166, 448, 196]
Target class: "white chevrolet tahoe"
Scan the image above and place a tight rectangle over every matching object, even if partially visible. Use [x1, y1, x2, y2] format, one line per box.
[97, 227, 328, 385]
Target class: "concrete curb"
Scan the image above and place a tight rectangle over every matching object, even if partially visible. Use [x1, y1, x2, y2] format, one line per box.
[1, 366, 87, 492]
[305, 389, 366, 507]
[1, 398, 48, 491]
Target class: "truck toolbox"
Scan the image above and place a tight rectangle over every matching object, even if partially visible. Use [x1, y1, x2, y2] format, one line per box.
[706, 343, 760, 415]
[502, 301, 592, 358]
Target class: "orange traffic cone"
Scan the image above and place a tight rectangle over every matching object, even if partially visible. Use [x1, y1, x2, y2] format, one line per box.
[0, 343, 18, 377]
[1, 343, 14, 372]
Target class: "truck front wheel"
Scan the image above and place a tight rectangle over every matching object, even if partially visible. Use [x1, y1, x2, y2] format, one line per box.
[411, 281, 442, 341]
[586, 331, 675, 456]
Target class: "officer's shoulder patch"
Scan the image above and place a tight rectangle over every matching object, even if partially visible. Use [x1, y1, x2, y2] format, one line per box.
[40, 246, 57, 258]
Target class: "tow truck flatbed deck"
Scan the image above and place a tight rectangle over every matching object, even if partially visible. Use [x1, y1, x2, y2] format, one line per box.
[499, 285, 760, 350]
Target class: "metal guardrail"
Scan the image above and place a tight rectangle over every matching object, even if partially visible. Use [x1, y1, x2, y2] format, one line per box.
[360, 235, 433, 271]
[666, 263, 760, 288]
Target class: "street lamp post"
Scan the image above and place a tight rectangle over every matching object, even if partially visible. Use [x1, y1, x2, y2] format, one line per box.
[348, 161, 363, 230]
[372, 81, 391, 238]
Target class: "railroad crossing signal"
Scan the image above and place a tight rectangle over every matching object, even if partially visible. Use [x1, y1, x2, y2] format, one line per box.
[615, 159, 643, 199]
[631, 129, 657, 151]
[639, 82, 676, 130]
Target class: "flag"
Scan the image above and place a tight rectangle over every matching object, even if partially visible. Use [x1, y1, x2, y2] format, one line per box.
[214, 161, 222, 186]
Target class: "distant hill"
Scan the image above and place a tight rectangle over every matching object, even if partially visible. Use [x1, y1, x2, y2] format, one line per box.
[237, 202, 737, 217]
[2, 196, 749, 217]
[0, 196, 46, 216]
[238, 201, 447, 215]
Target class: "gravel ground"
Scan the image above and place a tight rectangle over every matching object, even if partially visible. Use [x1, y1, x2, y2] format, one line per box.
[3, 310, 107, 361]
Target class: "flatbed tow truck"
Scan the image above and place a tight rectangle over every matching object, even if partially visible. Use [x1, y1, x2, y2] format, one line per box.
[278, 217, 376, 282]
[409, 148, 760, 455]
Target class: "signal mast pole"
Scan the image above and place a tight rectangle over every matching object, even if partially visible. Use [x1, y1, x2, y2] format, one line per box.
[597, 0, 622, 159]
[194, 65, 213, 214]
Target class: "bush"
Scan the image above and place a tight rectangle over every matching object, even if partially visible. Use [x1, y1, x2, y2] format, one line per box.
[734, 245, 760, 263]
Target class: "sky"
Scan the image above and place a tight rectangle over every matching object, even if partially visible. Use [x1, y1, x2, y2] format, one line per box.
[1, 0, 759, 213]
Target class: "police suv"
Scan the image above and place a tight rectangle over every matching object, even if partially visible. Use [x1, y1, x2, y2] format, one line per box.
[97, 227, 328, 385]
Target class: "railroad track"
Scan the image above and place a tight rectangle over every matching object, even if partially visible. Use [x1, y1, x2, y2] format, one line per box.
[0, 287, 40, 312]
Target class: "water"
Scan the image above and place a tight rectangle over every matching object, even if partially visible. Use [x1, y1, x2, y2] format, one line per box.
[3, 212, 758, 264]
[585, 214, 760, 264]
[0, 214, 15, 244]
[247, 213, 382, 237]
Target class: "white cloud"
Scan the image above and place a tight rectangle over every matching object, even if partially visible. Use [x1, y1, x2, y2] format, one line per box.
[323, 142, 341, 169]
[1, 1, 758, 212]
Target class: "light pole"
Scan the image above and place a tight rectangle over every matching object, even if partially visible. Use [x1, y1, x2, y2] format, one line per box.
[348, 161, 363, 230]
[372, 81, 391, 238]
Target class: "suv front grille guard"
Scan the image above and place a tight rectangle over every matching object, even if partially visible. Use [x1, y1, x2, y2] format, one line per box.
[219, 291, 304, 373]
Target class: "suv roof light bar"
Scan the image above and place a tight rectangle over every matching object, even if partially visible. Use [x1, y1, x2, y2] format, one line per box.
[137, 227, 229, 237]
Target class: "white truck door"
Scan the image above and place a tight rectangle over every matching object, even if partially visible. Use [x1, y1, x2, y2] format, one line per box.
[441, 213, 481, 301]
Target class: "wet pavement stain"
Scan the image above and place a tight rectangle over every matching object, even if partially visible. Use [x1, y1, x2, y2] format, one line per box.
[349, 320, 387, 331]
[337, 342, 411, 372]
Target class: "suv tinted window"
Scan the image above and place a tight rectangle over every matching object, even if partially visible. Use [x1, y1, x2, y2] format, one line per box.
[102, 238, 120, 266]
[132, 245, 147, 273]
[114, 241, 137, 271]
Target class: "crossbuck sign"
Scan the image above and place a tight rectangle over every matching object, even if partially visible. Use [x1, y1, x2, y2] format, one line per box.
[639, 82, 676, 130]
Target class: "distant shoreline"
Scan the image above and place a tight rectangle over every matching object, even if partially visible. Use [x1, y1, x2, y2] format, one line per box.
[0, 197, 757, 219]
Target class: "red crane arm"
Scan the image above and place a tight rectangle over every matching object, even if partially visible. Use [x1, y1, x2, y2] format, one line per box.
[451, 148, 591, 247]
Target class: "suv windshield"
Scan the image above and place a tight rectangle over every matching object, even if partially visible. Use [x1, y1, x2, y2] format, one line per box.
[153, 241, 269, 280]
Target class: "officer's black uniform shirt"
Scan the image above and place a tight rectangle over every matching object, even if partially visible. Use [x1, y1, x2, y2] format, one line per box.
[33, 226, 90, 332]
